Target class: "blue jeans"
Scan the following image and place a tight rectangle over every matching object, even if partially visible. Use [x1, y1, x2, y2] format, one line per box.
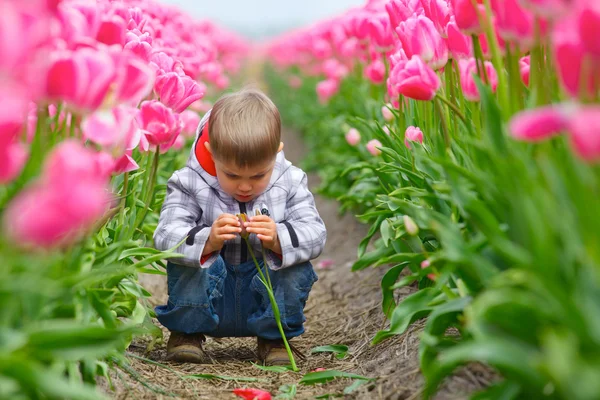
[155, 256, 318, 339]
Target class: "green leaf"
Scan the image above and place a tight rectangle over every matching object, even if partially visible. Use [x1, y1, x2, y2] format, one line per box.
[419, 297, 471, 375]
[299, 370, 373, 385]
[26, 322, 134, 361]
[2, 360, 106, 400]
[343, 379, 368, 395]
[474, 75, 507, 156]
[381, 263, 409, 318]
[380, 219, 391, 247]
[470, 381, 522, 400]
[311, 344, 349, 359]
[352, 245, 394, 271]
[372, 288, 442, 345]
[118, 246, 162, 260]
[357, 215, 385, 258]
[252, 363, 293, 373]
[275, 384, 297, 399]
[424, 337, 544, 399]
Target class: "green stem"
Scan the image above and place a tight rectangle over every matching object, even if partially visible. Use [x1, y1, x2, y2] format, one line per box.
[434, 97, 451, 153]
[471, 35, 489, 84]
[436, 95, 469, 127]
[441, 284, 458, 300]
[245, 239, 298, 371]
[131, 150, 160, 237]
[445, 62, 459, 137]
[481, 0, 509, 115]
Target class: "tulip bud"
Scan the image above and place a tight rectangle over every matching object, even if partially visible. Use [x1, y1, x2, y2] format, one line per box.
[403, 215, 419, 235]
[236, 213, 249, 239]
[366, 139, 383, 156]
[345, 128, 361, 146]
[381, 104, 394, 121]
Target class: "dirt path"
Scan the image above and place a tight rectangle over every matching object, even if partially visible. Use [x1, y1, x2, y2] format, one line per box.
[108, 128, 489, 399]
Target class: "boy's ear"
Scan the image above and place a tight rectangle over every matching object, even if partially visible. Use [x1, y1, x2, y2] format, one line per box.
[278, 142, 284, 152]
[204, 142, 212, 154]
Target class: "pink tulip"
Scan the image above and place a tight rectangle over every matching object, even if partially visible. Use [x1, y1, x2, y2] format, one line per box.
[149, 52, 185, 76]
[233, 388, 271, 400]
[316, 79, 340, 104]
[312, 38, 332, 60]
[113, 55, 155, 107]
[0, 1, 33, 72]
[552, 16, 600, 99]
[44, 140, 112, 184]
[96, 14, 126, 46]
[458, 58, 498, 101]
[579, 3, 600, 58]
[568, 107, 600, 162]
[137, 100, 182, 152]
[3, 140, 112, 248]
[367, 13, 395, 50]
[452, 0, 486, 35]
[345, 128, 361, 146]
[391, 56, 441, 101]
[4, 177, 110, 248]
[490, 0, 534, 47]
[405, 126, 424, 148]
[316, 259, 335, 269]
[509, 105, 570, 142]
[382, 104, 395, 121]
[0, 141, 28, 184]
[46, 48, 116, 112]
[113, 151, 139, 174]
[179, 110, 201, 138]
[519, 0, 572, 19]
[420, 0, 451, 36]
[81, 106, 140, 154]
[386, 0, 424, 28]
[155, 72, 206, 113]
[124, 31, 153, 61]
[171, 134, 186, 151]
[366, 139, 383, 156]
[519, 55, 530, 86]
[383, 126, 391, 135]
[365, 59, 386, 84]
[323, 59, 349, 81]
[446, 17, 473, 59]
[396, 15, 449, 70]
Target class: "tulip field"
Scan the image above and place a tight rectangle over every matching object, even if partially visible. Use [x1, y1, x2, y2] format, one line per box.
[1, 0, 600, 399]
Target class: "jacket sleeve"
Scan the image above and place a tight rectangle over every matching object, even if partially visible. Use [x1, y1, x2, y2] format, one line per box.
[264, 172, 327, 270]
[153, 171, 217, 269]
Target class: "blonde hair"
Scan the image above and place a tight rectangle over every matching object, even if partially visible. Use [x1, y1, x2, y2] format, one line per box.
[208, 88, 281, 167]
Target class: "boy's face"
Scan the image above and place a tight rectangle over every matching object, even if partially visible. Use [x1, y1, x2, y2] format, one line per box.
[206, 141, 284, 203]
[213, 157, 277, 203]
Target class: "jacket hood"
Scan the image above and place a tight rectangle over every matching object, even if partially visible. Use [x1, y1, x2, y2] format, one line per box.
[186, 110, 291, 195]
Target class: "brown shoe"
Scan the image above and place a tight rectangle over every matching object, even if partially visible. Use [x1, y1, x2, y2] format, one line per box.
[166, 332, 206, 363]
[257, 338, 290, 366]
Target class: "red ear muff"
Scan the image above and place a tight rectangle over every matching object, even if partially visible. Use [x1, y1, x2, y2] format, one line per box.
[194, 122, 217, 176]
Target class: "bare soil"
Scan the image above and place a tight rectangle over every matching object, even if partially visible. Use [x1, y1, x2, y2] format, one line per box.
[104, 128, 492, 399]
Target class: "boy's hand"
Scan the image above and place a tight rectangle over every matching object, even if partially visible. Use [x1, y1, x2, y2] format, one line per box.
[245, 215, 282, 253]
[204, 213, 241, 254]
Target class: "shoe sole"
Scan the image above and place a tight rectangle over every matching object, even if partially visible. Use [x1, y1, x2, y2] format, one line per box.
[166, 349, 205, 364]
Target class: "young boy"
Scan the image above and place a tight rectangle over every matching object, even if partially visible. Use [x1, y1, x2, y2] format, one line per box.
[153, 88, 327, 365]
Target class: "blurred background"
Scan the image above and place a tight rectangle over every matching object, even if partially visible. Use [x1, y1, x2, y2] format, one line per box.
[159, 0, 365, 39]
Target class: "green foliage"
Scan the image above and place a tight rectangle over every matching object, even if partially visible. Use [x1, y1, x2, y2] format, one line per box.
[265, 61, 600, 400]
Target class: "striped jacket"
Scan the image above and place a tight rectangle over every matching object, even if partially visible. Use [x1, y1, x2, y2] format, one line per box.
[153, 112, 327, 270]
